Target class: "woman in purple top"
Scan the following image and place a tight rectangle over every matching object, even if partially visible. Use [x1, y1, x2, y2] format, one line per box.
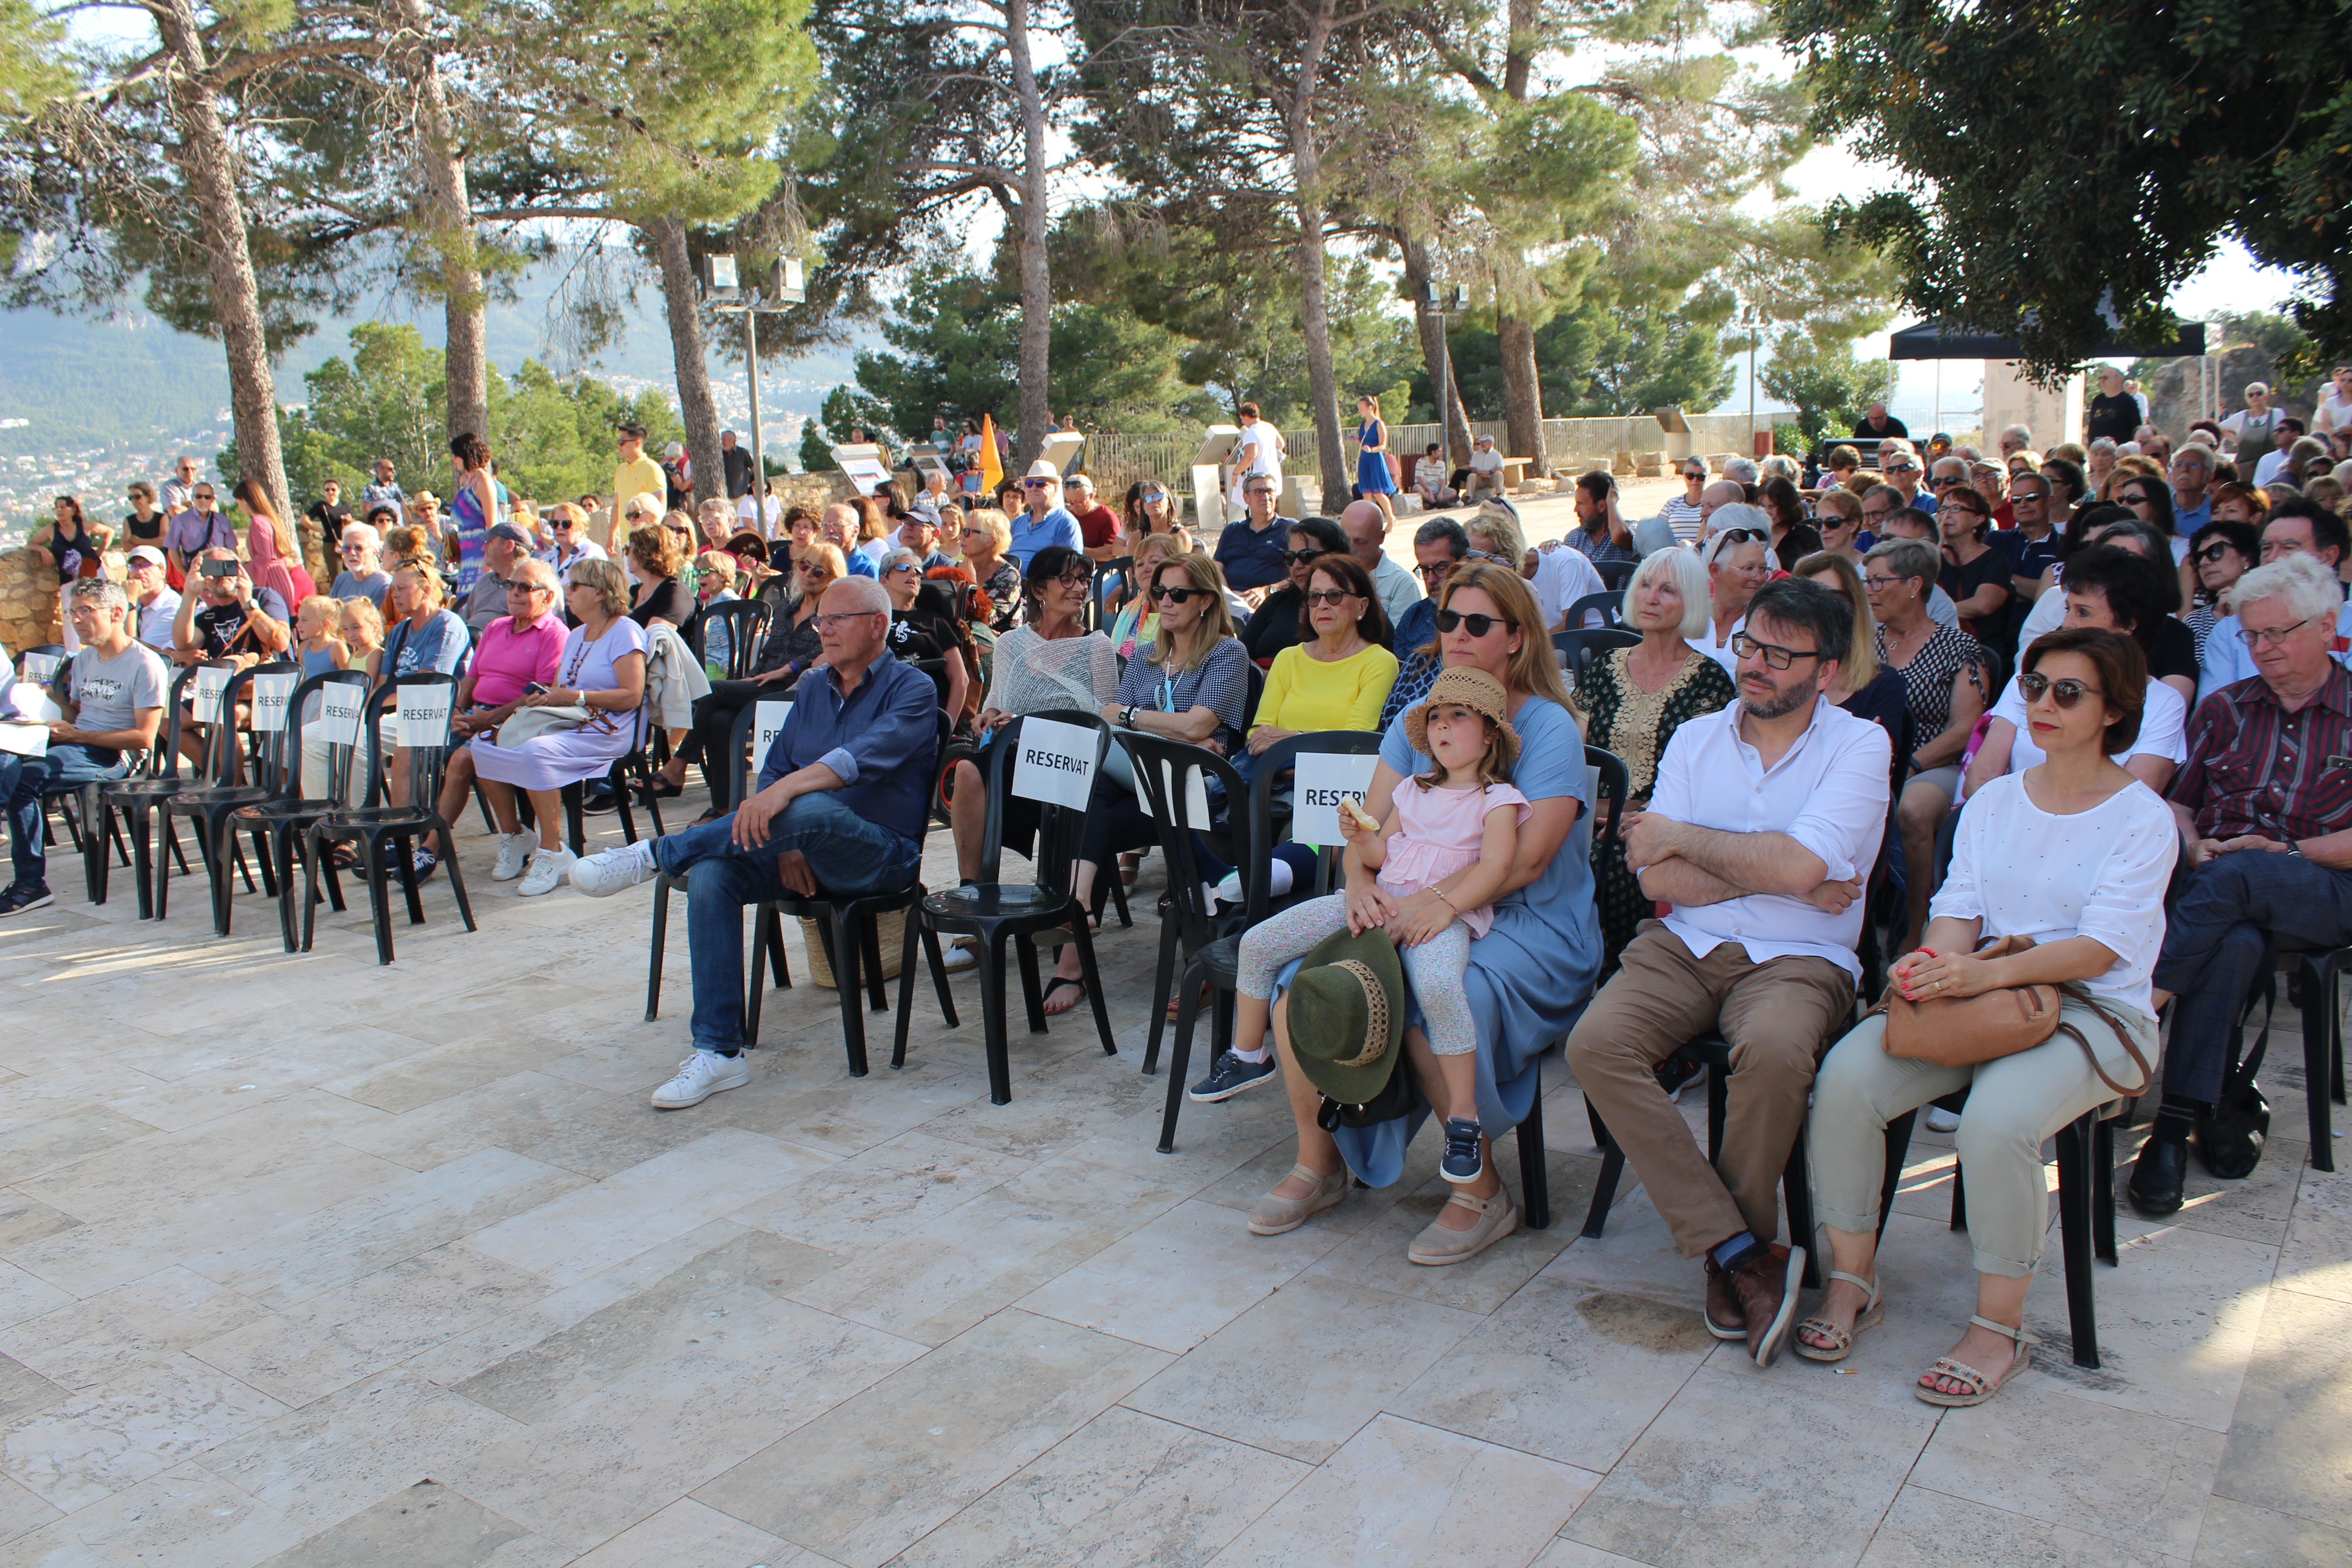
[446, 431, 509, 596]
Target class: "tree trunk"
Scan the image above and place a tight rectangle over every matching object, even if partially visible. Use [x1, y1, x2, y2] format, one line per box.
[1398, 227, 1473, 466]
[1007, 0, 1052, 470]
[1497, 309, 1547, 478]
[153, 0, 288, 526]
[1288, 2, 1348, 509]
[397, 0, 487, 444]
[647, 215, 725, 507]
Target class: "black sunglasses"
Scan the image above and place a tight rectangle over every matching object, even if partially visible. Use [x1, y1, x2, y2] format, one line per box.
[1715, 528, 1767, 545]
[1148, 584, 1204, 603]
[1280, 548, 1324, 566]
[2016, 671, 2102, 708]
[1435, 608, 1516, 638]
[1304, 588, 1358, 607]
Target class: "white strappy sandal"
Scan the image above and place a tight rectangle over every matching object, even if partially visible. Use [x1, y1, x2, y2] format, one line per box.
[1915, 1315, 2038, 1407]
[1793, 1269, 1884, 1363]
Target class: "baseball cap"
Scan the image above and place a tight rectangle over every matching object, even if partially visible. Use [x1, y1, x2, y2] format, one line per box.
[486, 522, 531, 545]
[127, 546, 166, 568]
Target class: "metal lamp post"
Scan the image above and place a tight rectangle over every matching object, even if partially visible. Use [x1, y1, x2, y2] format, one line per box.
[700, 253, 808, 526]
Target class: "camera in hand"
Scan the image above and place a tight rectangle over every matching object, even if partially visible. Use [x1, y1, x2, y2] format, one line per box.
[199, 559, 240, 579]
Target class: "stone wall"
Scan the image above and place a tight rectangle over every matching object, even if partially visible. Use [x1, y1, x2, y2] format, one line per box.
[0, 549, 61, 654]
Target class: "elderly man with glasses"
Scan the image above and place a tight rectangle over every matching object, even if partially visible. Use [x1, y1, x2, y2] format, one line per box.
[1213, 469, 1298, 598]
[330, 523, 391, 605]
[2132, 551, 2352, 1213]
[1007, 461, 1082, 571]
[160, 456, 201, 518]
[569, 574, 941, 1110]
[164, 480, 237, 577]
[2194, 502, 2352, 703]
[1878, 444, 1926, 507]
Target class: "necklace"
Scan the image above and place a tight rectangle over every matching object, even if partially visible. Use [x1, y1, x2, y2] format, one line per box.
[564, 618, 620, 687]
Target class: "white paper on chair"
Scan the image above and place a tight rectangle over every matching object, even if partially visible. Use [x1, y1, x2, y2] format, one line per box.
[193, 665, 232, 723]
[1158, 760, 1212, 826]
[395, 685, 452, 746]
[0, 722, 48, 758]
[17, 652, 60, 688]
[753, 701, 794, 769]
[1012, 715, 1096, 808]
[1291, 751, 1379, 847]
[317, 683, 364, 745]
[250, 671, 297, 733]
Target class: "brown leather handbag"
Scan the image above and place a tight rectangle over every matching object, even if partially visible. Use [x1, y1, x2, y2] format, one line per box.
[1869, 934, 2152, 1097]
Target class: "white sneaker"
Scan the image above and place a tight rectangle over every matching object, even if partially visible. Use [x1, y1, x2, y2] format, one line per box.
[490, 832, 534, 882]
[941, 940, 979, 972]
[569, 841, 656, 897]
[517, 845, 577, 897]
[1925, 1105, 1963, 1134]
[649, 1051, 750, 1108]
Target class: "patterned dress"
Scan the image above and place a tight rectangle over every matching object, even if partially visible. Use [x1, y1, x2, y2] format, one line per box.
[1576, 644, 1737, 967]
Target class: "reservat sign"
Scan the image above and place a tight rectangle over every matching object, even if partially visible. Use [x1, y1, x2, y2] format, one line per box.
[1012, 715, 1097, 808]
[1291, 750, 1380, 847]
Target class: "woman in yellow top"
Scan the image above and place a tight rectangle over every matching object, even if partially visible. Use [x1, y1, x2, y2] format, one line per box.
[1206, 552, 1399, 905]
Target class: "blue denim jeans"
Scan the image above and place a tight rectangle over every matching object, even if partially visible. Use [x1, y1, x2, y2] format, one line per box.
[2152, 848, 2352, 1102]
[652, 791, 921, 1053]
[0, 744, 125, 889]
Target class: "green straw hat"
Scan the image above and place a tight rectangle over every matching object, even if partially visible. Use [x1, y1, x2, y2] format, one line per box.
[1288, 926, 1406, 1106]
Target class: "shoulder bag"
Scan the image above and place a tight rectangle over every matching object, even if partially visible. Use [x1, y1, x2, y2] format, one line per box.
[495, 704, 593, 748]
[1869, 934, 2152, 1097]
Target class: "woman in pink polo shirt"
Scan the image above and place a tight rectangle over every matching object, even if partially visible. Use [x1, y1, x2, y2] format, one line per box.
[431, 557, 568, 879]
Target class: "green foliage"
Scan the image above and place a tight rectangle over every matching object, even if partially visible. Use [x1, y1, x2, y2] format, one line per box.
[1403, 293, 1735, 420]
[1778, 0, 2352, 373]
[1758, 329, 1894, 445]
[221, 323, 683, 507]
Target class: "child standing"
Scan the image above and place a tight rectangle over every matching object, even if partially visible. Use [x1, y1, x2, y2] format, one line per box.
[1200, 667, 1529, 1184]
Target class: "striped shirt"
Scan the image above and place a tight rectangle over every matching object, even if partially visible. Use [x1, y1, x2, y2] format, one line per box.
[1117, 634, 1251, 754]
[2171, 662, 2352, 842]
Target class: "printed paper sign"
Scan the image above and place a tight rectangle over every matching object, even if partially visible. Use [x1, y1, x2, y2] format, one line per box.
[18, 652, 60, 688]
[0, 722, 48, 758]
[753, 701, 794, 772]
[316, 683, 364, 745]
[395, 684, 453, 746]
[1290, 750, 1380, 847]
[250, 671, 296, 733]
[1158, 760, 1212, 827]
[193, 665, 232, 723]
[1011, 715, 1097, 808]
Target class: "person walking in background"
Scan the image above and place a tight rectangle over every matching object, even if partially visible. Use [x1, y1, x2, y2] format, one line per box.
[1355, 394, 1399, 528]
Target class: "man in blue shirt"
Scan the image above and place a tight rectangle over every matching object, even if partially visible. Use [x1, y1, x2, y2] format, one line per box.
[1377, 516, 1472, 731]
[1007, 460, 1082, 569]
[570, 575, 940, 1107]
[1214, 473, 1295, 593]
[2170, 445, 2214, 539]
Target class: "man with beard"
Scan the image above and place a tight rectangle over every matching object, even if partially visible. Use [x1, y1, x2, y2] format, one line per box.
[1564, 577, 1891, 1369]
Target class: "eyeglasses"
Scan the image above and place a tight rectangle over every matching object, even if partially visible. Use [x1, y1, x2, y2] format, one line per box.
[799, 562, 835, 577]
[1435, 609, 1516, 638]
[887, 563, 920, 575]
[552, 521, 575, 533]
[1305, 589, 1358, 607]
[2011, 488, 2049, 504]
[1280, 548, 1323, 566]
[1730, 632, 1822, 670]
[1930, 475, 1962, 488]
[1943, 507, 1987, 522]
[2192, 542, 2235, 564]
[1022, 479, 1054, 489]
[508, 583, 551, 595]
[2015, 671, 2103, 707]
[193, 491, 216, 501]
[339, 544, 367, 556]
[1053, 568, 1093, 588]
[2238, 617, 2319, 648]
[1861, 506, 1892, 521]
[1682, 470, 1707, 482]
[1862, 574, 1904, 591]
[1148, 584, 1204, 603]
[1246, 488, 1276, 500]
[2120, 492, 2153, 507]
[813, 611, 883, 632]
[1416, 562, 1457, 582]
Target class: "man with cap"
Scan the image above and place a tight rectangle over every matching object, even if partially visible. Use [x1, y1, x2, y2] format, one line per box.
[1564, 576, 1891, 1368]
[1461, 434, 1507, 504]
[1007, 460, 1082, 571]
[455, 522, 536, 635]
[1212, 468, 1297, 596]
[123, 547, 181, 651]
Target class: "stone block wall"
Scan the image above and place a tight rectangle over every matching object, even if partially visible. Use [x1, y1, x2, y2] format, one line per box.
[0, 549, 61, 653]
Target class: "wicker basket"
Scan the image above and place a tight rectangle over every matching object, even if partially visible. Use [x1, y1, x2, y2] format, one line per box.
[798, 911, 907, 990]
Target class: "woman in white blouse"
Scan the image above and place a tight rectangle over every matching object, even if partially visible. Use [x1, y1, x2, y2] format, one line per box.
[1799, 627, 2178, 1407]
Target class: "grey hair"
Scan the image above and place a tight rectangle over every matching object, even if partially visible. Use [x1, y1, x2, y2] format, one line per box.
[2173, 445, 2214, 474]
[2289, 436, 2329, 465]
[2231, 552, 2339, 626]
[1623, 543, 1710, 639]
[1930, 455, 1968, 478]
[1702, 505, 1772, 561]
[70, 577, 128, 614]
[1758, 455, 1800, 484]
[879, 547, 923, 574]
[1865, 536, 1939, 587]
[509, 557, 559, 592]
[2000, 423, 2034, 444]
[2087, 437, 2118, 456]
[824, 574, 891, 615]
[340, 522, 380, 550]
[1722, 456, 1759, 484]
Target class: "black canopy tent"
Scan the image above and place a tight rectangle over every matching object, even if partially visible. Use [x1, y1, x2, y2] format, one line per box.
[1888, 318, 2208, 360]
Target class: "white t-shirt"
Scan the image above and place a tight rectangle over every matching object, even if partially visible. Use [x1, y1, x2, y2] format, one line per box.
[736, 494, 783, 531]
[2316, 390, 2352, 435]
[1469, 447, 1504, 474]
[1535, 542, 1607, 630]
[2252, 449, 2291, 488]
[1933, 772, 2179, 1012]
[1235, 423, 1280, 478]
[1982, 672, 2186, 777]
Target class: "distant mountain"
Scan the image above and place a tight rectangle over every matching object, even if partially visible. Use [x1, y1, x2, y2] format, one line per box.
[0, 251, 863, 464]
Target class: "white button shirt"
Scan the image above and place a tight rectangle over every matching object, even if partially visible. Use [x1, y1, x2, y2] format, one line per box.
[1646, 695, 1893, 978]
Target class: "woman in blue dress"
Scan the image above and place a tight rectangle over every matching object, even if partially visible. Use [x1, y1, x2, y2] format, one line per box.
[1243, 560, 1601, 1266]
[446, 431, 510, 597]
[1355, 394, 1398, 528]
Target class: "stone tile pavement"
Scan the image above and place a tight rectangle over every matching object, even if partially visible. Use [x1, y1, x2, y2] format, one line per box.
[0, 787, 2343, 1567]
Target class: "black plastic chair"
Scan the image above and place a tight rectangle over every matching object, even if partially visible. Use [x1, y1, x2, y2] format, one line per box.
[693, 598, 774, 682]
[1144, 730, 1383, 1153]
[1090, 556, 1134, 633]
[1566, 589, 1628, 629]
[301, 673, 477, 963]
[905, 712, 1114, 1103]
[2235, 942, 2349, 1172]
[1551, 626, 1640, 684]
[1122, 731, 1254, 1097]
[1596, 559, 1637, 590]
[155, 661, 290, 931]
[230, 669, 372, 952]
[89, 663, 203, 916]
[646, 703, 793, 1039]
[744, 710, 956, 1075]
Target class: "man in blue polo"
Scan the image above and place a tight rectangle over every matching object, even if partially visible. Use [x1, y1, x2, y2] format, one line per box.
[1007, 460, 1081, 570]
[1213, 470, 1296, 597]
[568, 575, 940, 1107]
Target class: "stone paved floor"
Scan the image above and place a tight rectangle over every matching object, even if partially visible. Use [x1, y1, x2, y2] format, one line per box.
[1, 554, 2347, 1563]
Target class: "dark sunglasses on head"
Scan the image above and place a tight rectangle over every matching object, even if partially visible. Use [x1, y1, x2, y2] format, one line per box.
[1435, 608, 1516, 638]
[2016, 671, 2102, 708]
[1148, 584, 1204, 603]
[1715, 528, 1767, 545]
[1280, 548, 1323, 566]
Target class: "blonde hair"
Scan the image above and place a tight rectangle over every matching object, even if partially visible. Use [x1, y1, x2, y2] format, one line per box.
[1792, 552, 1880, 696]
[1144, 552, 1238, 672]
[1427, 561, 1575, 713]
[548, 501, 588, 533]
[567, 557, 631, 619]
[695, 550, 739, 589]
[1132, 531, 1185, 576]
[964, 507, 1014, 555]
[382, 524, 431, 568]
[296, 594, 343, 635]
[1465, 509, 1525, 564]
[629, 522, 686, 579]
[340, 597, 383, 650]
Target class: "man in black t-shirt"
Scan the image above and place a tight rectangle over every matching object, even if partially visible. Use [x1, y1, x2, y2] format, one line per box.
[1852, 401, 1908, 441]
[307, 478, 352, 539]
[2085, 367, 2142, 443]
[172, 550, 292, 665]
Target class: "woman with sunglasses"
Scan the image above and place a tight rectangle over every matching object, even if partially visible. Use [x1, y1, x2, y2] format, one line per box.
[1123, 480, 1179, 540]
[2181, 517, 2259, 662]
[1935, 485, 2011, 645]
[1802, 628, 2172, 1406]
[1243, 552, 1396, 765]
[956, 508, 1023, 633]
[1243, 562, 1596, 1264]
[1812, 490, 1868, 563]
[877, 546, 970, 720]
[1698, 508, 1772, 676]
[1239, 517, 1348, 663]
[2112, 472, 2180, 562]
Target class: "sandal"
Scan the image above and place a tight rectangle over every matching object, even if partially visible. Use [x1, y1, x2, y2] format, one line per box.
[1915, 1315, 2037, 1407]
[1041, 976, 1088, 1016]
[1794, 1269, 1885, 1363]
[1119, 851, 1142, 888]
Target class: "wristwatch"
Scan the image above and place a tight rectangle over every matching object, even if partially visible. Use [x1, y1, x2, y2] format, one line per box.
[2287, 839, 2305, 857]
[1119, 705, 1138, 728]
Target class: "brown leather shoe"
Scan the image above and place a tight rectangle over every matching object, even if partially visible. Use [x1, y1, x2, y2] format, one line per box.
[1730, 1243, 1805, 1368]
[1702, 1255, 1745, 1341]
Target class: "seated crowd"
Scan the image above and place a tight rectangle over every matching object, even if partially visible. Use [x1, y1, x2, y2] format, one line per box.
[10, 397, 2352, 1414]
